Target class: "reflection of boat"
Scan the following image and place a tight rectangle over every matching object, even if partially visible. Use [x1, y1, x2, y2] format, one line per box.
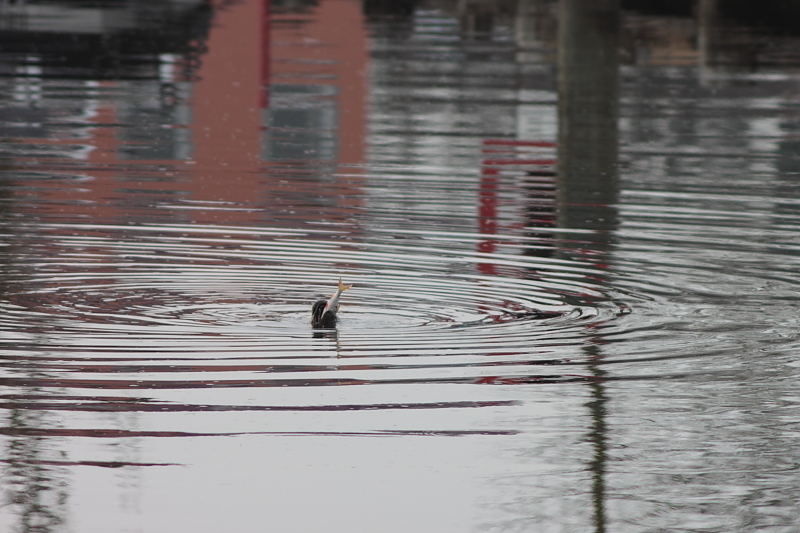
[311, 278, 352, 328]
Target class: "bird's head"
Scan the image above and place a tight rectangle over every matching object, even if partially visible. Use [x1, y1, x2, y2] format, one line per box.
[311, 299, 328, 327]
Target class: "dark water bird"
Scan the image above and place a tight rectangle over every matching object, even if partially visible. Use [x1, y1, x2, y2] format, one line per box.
[311, 278, 353, 328]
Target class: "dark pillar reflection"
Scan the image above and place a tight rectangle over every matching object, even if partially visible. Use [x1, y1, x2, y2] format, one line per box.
[698, 0, 720, 71]
[557, 1, 620, 532]
[557, 0, 619, 243]
[584, 345, 609, 533]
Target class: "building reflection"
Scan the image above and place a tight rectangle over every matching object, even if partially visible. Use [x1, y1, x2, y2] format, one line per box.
[0, 0, 211, 79]
[1, 0, 800, 530]
[0, 0, 370, 529]
[0, 0, 368, 231]
[509, 1, 800, 531]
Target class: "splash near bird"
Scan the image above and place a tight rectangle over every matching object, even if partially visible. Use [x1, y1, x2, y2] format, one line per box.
[311, 278, 353, 328]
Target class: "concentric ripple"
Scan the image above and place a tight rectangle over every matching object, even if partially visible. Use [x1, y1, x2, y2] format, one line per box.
[0, 220, 644, 408]
[0, 222, 622, 353]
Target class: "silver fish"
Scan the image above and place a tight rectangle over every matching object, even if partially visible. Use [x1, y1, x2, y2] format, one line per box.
[324, 278, 353, 315]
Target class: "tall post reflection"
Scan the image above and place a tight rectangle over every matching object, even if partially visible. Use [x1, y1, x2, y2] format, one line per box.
[557, 0, 619, 241]
[557, 1, 620, 532]
[698, 0, 720, 71]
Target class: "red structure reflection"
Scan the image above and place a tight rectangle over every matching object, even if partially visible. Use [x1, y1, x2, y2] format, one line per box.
[13, 0, 368, 228]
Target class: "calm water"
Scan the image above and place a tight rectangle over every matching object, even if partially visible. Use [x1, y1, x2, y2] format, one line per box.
[1, 1, 800, 531]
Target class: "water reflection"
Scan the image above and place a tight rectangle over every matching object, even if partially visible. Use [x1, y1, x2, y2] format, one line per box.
[557, 0, 619, 240]
[556, 2, 620, 529]
[3, 404, 69, 533]
[1, 0, 800, 531]
[0, 0, 211, 80]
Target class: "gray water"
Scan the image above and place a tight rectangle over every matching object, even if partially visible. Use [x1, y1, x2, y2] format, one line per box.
[1, 1, 800, 531]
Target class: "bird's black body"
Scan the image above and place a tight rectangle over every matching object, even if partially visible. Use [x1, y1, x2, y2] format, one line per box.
[311, 299, 338, 328]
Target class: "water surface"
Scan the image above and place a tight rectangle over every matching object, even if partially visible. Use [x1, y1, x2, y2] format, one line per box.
[1, 1, 800, 531]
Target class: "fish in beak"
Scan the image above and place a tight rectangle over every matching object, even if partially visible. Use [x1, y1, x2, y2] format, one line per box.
[311, 278, 353, 328]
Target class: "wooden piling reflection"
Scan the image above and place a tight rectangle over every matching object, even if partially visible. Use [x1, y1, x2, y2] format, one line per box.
[557, 0, 619, 237]
[557, 2, 620, 532]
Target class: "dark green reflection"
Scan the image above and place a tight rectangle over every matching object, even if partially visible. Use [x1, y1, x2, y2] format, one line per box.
[557, 1, 620, 532]
[584, 346, 609, 533]
[557, 0, 619, 238]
